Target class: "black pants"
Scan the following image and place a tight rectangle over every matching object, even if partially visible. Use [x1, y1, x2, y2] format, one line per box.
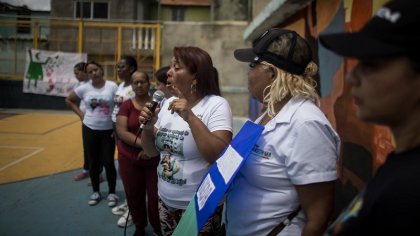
[83, 125, 116, 193]
[81, 124, 89, 171]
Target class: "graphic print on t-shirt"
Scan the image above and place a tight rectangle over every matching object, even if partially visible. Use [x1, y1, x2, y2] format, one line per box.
[156, 128, 188, 186]
[160, 152, 181, 179]
[113, 91, 133, 109]
[86, 95, 111, 116]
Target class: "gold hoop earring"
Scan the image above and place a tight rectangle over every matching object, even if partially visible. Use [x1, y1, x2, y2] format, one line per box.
[190, 84, 197, 94]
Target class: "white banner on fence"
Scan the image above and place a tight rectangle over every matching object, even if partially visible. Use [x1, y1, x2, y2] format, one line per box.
[23, 48, 87, 97]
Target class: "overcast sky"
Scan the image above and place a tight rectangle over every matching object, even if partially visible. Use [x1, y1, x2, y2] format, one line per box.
[1, 0, 50, 11]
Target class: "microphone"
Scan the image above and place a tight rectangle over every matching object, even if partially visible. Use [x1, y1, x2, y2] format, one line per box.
[134, 90, 165, 140]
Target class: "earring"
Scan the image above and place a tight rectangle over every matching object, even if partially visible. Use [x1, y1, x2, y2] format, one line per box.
[190, 84, 197, 94]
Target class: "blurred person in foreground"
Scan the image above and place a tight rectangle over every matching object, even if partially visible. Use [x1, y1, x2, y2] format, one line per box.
[65, 61, 119, 207]
[139, 46, 233, 235]
[225, 28, 341, 236]
[116, 71, 161, 236]
[320, 0, 420, 235]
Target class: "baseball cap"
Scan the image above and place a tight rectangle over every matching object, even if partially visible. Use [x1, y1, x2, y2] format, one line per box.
[319, 0, 420, 59]
[234, 28, 313, 75]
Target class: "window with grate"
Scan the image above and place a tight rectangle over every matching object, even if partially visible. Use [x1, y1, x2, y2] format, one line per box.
[171, 7, 185, 21]
[75, 1, 109, 19]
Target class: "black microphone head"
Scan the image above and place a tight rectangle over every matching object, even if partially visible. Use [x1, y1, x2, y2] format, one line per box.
[152, 90, 165, 103]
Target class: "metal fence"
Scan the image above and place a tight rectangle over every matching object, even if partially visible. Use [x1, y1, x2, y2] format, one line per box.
[0, 16, 161, 81]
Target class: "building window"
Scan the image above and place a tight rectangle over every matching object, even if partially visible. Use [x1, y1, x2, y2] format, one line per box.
[171, 7, 185, 21]
[75, 1, 90, 18]
[93, 2, 108, 19]
[75, 1, 109, 19]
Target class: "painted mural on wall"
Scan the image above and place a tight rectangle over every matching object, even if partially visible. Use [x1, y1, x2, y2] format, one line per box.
[23, 48, 87, 97]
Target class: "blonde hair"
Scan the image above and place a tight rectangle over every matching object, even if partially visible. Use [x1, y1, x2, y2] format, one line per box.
[261, 61, 320, 118]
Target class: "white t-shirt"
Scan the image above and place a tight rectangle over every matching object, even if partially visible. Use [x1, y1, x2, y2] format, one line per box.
[75, 80, 118, 130]
[111, 82, 134, 122]
[154, 95, 232, 209]
[225, 98, 340, 236]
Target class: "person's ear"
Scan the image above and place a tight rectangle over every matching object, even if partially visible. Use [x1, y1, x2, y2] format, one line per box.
[270, 66, 276, 78]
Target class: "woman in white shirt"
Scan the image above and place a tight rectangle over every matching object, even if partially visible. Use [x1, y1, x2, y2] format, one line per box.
[139, 46, 233, 236]
[225, 29, 340, 236]
[66, 61, 119, 207]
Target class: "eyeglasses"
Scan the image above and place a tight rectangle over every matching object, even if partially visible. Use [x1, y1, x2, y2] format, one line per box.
[249, 62, 260, 69]
[132, 80, 148, 86]
[116, 64, 128, 69]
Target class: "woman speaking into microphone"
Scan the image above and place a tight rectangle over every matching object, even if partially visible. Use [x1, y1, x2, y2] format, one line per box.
[139, 46, 233, 236]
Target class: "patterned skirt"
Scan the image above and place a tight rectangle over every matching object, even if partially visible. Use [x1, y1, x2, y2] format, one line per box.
[158, 198, 225, 236]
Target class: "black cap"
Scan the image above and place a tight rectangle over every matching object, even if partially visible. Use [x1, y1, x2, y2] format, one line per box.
[319, 0, 420, 59]
[234, 28, 313, 75]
